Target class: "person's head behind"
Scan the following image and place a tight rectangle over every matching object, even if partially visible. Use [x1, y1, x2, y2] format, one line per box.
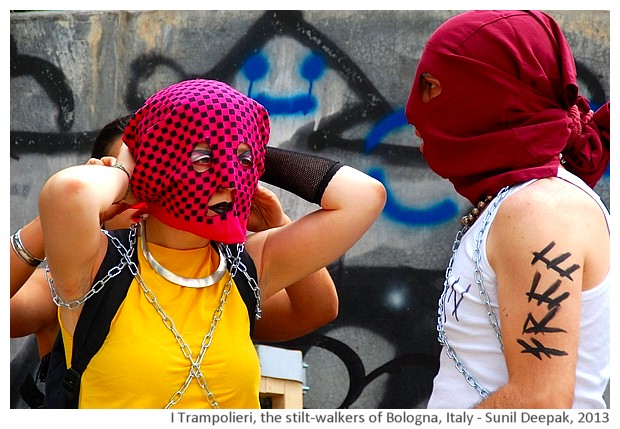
[89, 114, 139, 230]
[405, 10, 609, 204]
[123, 79, 270, 244]
[91, 114, 133, 159]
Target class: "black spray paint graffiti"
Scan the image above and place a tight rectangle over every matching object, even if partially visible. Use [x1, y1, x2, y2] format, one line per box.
[10, 10, 608, 408]
[125, 11, 393, 153]
[280, 265, 443, 408]
[10, 38, 78, 160]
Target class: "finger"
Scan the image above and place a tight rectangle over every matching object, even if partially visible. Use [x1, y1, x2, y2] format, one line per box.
[100, 156, 118, 167]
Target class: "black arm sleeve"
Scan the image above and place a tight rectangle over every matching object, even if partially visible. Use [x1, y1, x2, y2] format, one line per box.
[260, 147, 344, 205]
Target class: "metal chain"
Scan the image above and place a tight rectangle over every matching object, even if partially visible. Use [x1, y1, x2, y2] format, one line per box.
[222, 243, 262, 319]
[111, 224, 244, 409]
[132, 271, 231, 409]
[46, 228, 136, 309]
[47, 225, 258, 408]
[437, 185, 510, 399]
[472, 197, 506, 351]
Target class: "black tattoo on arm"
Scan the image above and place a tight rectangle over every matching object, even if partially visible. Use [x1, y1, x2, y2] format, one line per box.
[526, 273, 570, 309]
[531, 241, 580, 280]
[517, 338, 569, 360]
[522, 306, 567, 334]
[516, 241, 580, 359]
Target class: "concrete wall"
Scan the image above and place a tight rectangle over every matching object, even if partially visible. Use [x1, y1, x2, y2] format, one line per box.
[10, 10, 610, 409]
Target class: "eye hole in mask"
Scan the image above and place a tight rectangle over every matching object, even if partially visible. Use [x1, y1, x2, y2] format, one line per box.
[191, 142, 254, 172]
[191, 142, 213, 173]
[237, 143, 253, 169]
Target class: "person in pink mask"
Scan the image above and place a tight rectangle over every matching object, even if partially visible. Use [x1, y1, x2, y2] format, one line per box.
[12, 115, 339, 356]
[36, 79, 386, 408]
[11, 113, 342, 408]
[406, 10, 610, 409]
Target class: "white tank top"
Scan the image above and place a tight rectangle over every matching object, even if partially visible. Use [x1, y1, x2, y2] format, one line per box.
[427, 169, 610, 408]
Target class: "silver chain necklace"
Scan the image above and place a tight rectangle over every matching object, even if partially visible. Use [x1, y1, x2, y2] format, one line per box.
[437, 185, 510, 399]
[131, 265, 231, 408]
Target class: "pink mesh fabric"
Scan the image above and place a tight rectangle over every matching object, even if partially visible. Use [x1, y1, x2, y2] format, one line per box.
[123, 79, 270, 244]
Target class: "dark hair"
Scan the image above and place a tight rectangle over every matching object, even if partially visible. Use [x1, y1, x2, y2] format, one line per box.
[90, 114, 133, 158]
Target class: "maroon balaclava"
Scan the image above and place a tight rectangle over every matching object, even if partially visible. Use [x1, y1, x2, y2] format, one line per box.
[405, 10, 610, 205]
[123, 79, 270, 244]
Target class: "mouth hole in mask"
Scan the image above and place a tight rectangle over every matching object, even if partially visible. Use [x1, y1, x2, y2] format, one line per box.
[207, 188, 236, 217]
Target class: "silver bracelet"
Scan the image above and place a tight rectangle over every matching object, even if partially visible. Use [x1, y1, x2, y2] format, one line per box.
[112, 163, 131, 204]
[11, 228, 45, 267]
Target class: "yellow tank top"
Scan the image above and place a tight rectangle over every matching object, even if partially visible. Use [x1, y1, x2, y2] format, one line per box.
[60, 237, 260, 408]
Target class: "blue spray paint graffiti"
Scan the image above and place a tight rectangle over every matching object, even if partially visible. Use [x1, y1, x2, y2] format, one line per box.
[243, 51, 324, 116]
[368, 167, 458, 226]
[364, 108, 458, 225]
[240, 46, 459, 227]
[364, 108, 408, 153]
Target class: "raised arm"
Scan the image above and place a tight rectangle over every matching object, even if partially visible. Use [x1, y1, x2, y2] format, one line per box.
[246, 150, 386, 301]
[38, 146, 134, 332]
[253, 267, 338, 342]
[10, 216, 59, 357]
[249, 184, 338, 342]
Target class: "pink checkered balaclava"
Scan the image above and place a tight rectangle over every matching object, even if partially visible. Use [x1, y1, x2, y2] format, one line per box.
[123, 79, 270, 244]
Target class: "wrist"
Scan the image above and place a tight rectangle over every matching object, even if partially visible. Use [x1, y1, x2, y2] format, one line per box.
[11, 226, 45, 266]
[112, 163, 131, 204]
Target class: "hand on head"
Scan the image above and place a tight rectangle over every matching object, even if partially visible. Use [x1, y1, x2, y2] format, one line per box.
[247, 184, 291, 232]
[86, 156, 117, 167]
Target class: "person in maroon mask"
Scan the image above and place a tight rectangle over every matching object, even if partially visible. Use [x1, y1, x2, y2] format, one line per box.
[36, 79, 386, 408]
[406, 10, 610, 409]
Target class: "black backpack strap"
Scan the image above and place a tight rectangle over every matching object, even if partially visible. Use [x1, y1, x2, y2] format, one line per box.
[19, 373, 44, 409]
[18, 346, 51, 408]
[226, 245, 258, 337]
[43, 330, 69, 408]
[44, 228, 137, 408]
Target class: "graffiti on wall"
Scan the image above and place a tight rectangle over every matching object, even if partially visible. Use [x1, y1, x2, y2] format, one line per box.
[10, 10, 609, 409]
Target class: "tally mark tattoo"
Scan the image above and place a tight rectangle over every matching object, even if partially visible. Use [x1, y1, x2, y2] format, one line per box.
[517, 241, 580, 360]
[531, 241, 580, 280]
[517, 338, 568, 360]
[522, 305, 567, 335]
[526, 272, 570, 309]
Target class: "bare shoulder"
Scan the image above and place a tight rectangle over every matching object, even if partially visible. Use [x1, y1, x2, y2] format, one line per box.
[244, 229, 269, 281]
[488, 177, 608, 271]
[493, 177, 605, 231]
